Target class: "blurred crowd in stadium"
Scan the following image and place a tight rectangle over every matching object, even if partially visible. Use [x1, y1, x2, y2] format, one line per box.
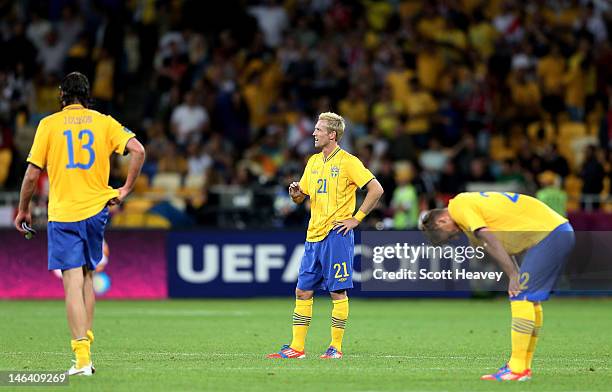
[1, 0, 612, 229]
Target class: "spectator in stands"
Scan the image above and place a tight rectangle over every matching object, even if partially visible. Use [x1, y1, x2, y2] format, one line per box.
[536, 171, 568, 217]
[170, 90, 209, 148]
[158, 142, 188, 176]
[391, 161, 419, 229]
[580, 145, 605, 210]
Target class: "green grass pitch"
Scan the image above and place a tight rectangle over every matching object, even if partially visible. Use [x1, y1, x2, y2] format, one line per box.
[0, 298, 610, 391]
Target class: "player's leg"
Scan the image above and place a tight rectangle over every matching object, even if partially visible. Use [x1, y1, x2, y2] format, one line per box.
[508, 299, 536, 374]
[322, 289, 348, 358]
[48, 221, 92, 375]
[83, 267, 95, 343]
[62, 267, 91, 371]
[268, 241, 322, 358]
[321, 229, 354, 358]
[482, 223, 575, 381]
[82, 209, 109, 345]
[289, 288, 314, 351]
[526, 301, 543, 370]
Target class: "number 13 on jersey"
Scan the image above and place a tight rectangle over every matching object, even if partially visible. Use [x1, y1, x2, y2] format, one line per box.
[63, 129, 95, 170]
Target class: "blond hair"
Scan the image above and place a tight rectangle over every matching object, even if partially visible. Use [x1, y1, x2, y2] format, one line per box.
[318, 112, 345, 142]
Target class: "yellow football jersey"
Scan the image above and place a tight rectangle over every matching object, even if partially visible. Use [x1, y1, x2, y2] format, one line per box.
[27, 104, 135, 222]
[448, 192, 568, 254]
[299, 146, 375, 242]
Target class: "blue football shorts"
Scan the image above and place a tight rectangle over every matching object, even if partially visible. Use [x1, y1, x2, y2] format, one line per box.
[297, 229, 354, 292]
[47, 207, 109, 271]
[513, 222, 575, 302]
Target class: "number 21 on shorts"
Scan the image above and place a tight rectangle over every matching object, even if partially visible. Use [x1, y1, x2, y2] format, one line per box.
[334, 262, 350, 280]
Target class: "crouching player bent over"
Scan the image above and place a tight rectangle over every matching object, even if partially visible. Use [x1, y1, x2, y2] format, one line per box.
[268, 112, 384, 359]
[14, 72, 145, 376]
[419, 192, 575, 381]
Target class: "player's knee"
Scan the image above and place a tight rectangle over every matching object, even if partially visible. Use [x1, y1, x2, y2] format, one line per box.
[295, 288, 314, 300]
[330, 290, 347, 300]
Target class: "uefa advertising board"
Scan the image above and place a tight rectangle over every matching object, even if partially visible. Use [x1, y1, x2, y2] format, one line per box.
[1, 227, 611, 298]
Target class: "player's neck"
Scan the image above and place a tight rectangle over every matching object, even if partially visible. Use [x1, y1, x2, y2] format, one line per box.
[322, 143, 339, 159]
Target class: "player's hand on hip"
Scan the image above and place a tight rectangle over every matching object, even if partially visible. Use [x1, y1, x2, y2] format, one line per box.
[14, 210, 32, 234]
[108, 186, 130, 206]
[333, 217, 359, 236]
[288, 182, 304, 197]
[508, 273, 521, 297]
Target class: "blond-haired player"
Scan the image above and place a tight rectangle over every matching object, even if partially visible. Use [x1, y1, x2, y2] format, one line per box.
[268, 112, 384, 359]
[419, 192, 575, 381]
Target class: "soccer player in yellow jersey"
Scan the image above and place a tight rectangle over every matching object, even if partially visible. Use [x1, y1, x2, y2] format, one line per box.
[268, 112, 384, 359]
[420, 192, 575, 381]
[14, 72, 145, 376]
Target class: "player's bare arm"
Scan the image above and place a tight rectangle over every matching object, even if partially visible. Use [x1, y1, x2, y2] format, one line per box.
[14, 164, 43, 233]
[288, 181, 306, 204]
[475, 228, 520, 296]
[333, 179, 384, 235]
[108, 138, 146, 206]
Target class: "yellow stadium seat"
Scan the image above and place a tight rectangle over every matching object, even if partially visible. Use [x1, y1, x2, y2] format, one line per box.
[559, 122, 586, 139]
[132, 174, 149, 194]
[123, 198, 154, 213]
[177, 173, 207, 198]
[0, 148, 12, 187]
[489, 136, 514, 160]
[564, 175, 582, 197]
[111, 212, 171, 228]
[526, 121, 555, 144]
[144, 213, 171, 228]
[150, 172, 182, 195]
[184, 173, 206, 190]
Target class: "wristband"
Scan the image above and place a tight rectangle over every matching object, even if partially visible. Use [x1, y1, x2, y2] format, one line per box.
[354, 210, 367, 222]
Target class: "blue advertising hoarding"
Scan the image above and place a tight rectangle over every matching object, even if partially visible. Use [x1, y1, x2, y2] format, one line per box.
[166, 230, 472, 298]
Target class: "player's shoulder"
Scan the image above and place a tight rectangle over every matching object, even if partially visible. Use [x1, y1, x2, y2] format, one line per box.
[84, 108, 115, 122]
[338, 149, 365, 166]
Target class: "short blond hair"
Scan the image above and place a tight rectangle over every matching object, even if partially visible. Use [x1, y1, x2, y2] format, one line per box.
[318, 112, 345, 142]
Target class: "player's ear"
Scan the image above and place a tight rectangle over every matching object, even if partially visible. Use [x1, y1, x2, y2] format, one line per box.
[436, 215, 450, 226]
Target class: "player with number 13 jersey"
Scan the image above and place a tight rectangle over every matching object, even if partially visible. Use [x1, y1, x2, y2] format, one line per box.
[16, 72, 145, 376]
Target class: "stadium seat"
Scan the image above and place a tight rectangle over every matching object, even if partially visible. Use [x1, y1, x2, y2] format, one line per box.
[527, 121, 555, 144]
[133, 174, 150, 194]
[123, 198, 154, 213]
[489, 136, 514, 160]
[570, 135, 598, 169]
[144, 213, 172, 228]
[111, 212, 171, 228]
[564, 174, 583, 212]
[177, 174, 207, 198]
[184, 173, 206, 190]
[559, 122, 586, 139]
[0, 148, 12, 187]
[150, 172, 182, 194]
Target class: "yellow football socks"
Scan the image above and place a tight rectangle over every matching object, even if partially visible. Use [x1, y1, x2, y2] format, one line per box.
[508, 300, 535, 373]
[87, 329, 94, 344]
[71, 338, 91, 369]
[330, 298, 349, 352]
[290, 298, 313, 352]
[526, 303, 543, 370]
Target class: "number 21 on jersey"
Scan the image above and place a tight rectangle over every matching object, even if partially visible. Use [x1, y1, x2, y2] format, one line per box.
[317, 179, 327, 193]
